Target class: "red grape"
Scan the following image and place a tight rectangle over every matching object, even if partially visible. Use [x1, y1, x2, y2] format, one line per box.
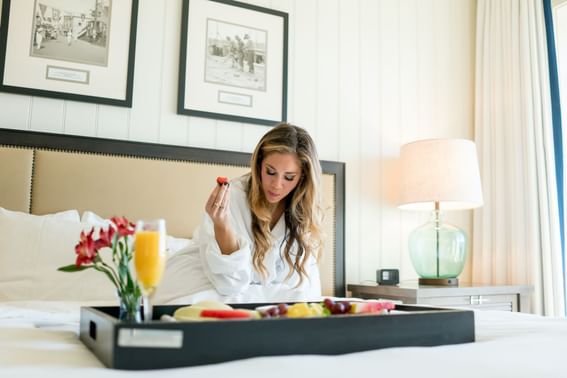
[323, 298, 334, 310]
[331, 302, 346, 314]
[277, 303, 288, 315]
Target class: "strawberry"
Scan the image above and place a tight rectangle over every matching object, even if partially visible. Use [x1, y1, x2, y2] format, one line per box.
[216, 176, 229, 186]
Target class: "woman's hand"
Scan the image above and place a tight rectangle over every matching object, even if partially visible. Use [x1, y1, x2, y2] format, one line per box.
[205, 179, 238, 255]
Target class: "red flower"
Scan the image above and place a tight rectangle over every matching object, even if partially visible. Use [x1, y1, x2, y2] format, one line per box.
[110, 216, 135, 237]
[95, 226, 116, 249]
[75, 228, 98, 267]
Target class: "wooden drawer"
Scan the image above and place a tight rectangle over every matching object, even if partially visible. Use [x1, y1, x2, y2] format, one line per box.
[420, 294, 517, 312]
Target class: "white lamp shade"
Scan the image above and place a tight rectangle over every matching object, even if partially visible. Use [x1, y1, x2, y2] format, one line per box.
[398, 138, 483, 211]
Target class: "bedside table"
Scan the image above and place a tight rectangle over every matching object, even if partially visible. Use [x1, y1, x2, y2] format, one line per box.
[348, 281, 534, 313]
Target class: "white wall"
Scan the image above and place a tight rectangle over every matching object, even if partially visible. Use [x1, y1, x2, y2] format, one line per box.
[0, 0, 477, 286]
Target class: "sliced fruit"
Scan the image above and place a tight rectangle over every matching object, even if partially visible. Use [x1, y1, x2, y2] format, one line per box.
[349, 300, 394, 314]
[173, 300, 232, 321]
[200, 309, 256, 319]
[309, 302, 325, 316]
[287, 303, 312, 318]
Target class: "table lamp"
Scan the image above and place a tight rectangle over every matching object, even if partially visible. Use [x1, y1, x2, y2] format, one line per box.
[398, 139, 483, 286]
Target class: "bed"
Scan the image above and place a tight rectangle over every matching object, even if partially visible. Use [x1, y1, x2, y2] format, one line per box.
[0, 127, 566, 377]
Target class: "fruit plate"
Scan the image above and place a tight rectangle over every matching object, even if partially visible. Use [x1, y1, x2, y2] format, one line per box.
[79, 303, 475, 370]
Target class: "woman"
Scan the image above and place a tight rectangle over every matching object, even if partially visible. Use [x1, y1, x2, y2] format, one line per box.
[196, 123, 324, 302]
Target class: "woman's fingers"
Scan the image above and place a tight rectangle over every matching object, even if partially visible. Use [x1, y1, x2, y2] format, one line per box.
[218, 186, 231, 213]
[206, 185, 221, 211]
[207, 183, 230, 218]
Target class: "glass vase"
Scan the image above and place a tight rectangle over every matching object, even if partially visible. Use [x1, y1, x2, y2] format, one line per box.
[118, 290, 142, 323]
[408, 211, 467, 279]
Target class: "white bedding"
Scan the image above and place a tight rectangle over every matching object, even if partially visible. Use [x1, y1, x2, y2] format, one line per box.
[1, 302, 566, 378]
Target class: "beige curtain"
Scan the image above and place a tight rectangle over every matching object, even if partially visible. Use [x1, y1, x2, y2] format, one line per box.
[473, 0, 565, 316]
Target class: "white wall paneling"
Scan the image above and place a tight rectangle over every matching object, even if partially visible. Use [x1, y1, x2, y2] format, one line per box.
[29, 97, 65, 132]
[64, 101, 97, 136]
[129, 0, 167, 143]
[0, 0, 477, 286]
[0, 93, 31, 129]
[158, 0, 189, 146]
[338, 0, 362, 285]
[358, 0, 382, 284]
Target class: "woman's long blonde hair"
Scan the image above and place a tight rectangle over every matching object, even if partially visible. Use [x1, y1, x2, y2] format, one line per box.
[247, 123, 324, 286]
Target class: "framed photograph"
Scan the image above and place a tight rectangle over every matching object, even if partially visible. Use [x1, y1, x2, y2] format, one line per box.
[178, 0, 288, 126]
[0, 0, 139, 107]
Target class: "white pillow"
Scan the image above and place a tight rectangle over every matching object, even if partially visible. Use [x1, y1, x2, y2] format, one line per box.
[154, 242, 215, 304]
[81, 211, 193, 257]
[0, 207, 116, 302]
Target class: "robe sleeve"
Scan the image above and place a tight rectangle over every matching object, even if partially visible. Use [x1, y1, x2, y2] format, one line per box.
[195, 182, 254, 296]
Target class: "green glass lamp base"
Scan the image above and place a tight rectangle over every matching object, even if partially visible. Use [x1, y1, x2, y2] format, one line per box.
[409, 207, 467, 285]
[418, 277, 459, 286]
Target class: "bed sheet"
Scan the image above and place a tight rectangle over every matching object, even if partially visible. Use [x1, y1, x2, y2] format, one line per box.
[1, 301, 565, 378]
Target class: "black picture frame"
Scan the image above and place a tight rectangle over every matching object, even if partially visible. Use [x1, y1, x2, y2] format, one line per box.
[0, 0, 139, 107]
[178, 0, 288, 126]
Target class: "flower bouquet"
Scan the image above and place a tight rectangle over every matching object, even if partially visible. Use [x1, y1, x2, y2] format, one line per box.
[58, 216, 142, 322]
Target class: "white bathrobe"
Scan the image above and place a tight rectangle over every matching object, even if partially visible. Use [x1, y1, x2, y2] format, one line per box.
[194, 175, 321, 303]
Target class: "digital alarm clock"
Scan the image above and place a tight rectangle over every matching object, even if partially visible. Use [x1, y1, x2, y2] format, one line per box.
[376, 269, 399, 286]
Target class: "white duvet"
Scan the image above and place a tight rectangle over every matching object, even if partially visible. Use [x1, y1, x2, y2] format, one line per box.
[1, 302, 566, 378]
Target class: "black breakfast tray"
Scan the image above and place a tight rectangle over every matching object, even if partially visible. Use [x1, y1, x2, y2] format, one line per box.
[79, 303, 475, 370]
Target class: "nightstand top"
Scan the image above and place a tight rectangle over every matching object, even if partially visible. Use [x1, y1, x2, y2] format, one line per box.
[348, 281, 534, 298]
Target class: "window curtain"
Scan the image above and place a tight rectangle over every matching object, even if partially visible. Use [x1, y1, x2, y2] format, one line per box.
[473, 0, 565, 316]
[543, 0, 567, 314]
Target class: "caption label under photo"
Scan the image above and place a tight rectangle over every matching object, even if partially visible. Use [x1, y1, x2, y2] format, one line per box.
[218, 90, 253, 107]
[46, 65, 90, 85]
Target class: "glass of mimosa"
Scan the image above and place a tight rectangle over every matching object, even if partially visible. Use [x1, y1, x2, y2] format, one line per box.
[134, 219, 166, 322]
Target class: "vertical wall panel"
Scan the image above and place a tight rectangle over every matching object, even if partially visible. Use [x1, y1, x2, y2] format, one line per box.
[128, 0, 167, 143]
[379, 0, 402, 270]
[0, 0, 477, 287]
[29, 97, 64, 132]
[338, 0, 362, 285]
[433, 0, 452, 135]
[97, 106, 130, 140]
[64, 102, 97, 136]
[242, 125, 268, 152]
[315, 0, 340, 161]
[358, 0, 382, 282]
[158, 0, 189, 146]
[271, 0, 294, 122]
[416, 0, 437, 139]
[217, 120, 243, 151]
[0, 93, 30, 129]
[398, 0, 421, 281]
[292, 0, 318, 141]
[187, 117, 216, 148]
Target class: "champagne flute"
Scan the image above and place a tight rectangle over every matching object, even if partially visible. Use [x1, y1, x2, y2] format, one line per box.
[134, 219, 166, 322]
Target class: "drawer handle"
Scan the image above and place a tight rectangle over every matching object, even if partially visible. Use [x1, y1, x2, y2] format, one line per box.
[470, 295, 488, 305]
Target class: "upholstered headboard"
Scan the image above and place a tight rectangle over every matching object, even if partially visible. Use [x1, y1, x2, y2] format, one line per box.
[0, 128, 345, 296]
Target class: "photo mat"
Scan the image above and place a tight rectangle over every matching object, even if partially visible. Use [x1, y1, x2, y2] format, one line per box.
[0, 0, 138, 107]
[178, 0, 288, 126]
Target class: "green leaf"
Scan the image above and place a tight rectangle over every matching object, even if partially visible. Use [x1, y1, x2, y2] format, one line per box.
[58, 264, 92, 272]
[94, 265, 119, 288]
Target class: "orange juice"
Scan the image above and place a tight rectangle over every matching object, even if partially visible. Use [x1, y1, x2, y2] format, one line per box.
[134, 230, 165, 289]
